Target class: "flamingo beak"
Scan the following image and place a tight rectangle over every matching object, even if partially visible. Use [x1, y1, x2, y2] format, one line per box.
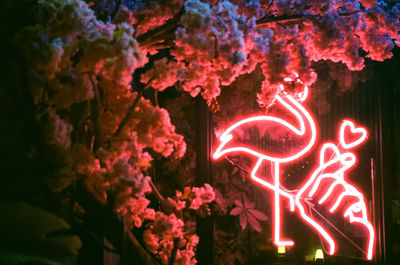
[212, 149, 221, 160]
[213, 134, 233, 160]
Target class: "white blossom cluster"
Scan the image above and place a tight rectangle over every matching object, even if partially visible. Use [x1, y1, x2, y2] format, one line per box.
[140, 0, 399, 107]
[143, 212, 199, 265]
[130, 0, 184, 35]
[16, 0, 185, 228]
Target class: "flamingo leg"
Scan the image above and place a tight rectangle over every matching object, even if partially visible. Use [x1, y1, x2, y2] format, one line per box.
[273, 161, 294, 246]
[250, 158, 295, 210]
[249, 158, 294, 247]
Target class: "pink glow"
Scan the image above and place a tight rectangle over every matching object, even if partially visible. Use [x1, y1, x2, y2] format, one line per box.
[339, 120, 368, 149]
[213, 92, 317, 247]
[250, 159, 295, 246]
[213, 85, 374, 258]
[295, 143, 374, 260]
[250, 158, 295, 211]
[344, 202, 375, 260]
[273, 161, 295, 246]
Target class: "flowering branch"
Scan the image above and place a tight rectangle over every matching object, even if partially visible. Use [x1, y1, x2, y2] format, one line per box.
[136, 8, 184, 48]
[136, 6, 365, 49]
[168, 238, 180, 265]
[256, 10, 365, 27]
[107, 78, 155, 145]
[150, 180, 183, 219]
[126, 227, 159, 265]
[75, 181, 158, 265]
[88, 74, 104, 152]
[110, 92, 141, 140]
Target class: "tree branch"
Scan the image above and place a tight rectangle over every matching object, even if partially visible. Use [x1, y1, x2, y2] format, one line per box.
[150, 180, 183, 219]
[168, 238, 180, 265]
[111, 0, 122, 22]
[136, 8, 184, 48]
[266, 0, 274, 11]
[135, 7, 363, 49]
[126, 228, 158, 265]
[88, 74, 104, 152]
[112, 90, 142, 139]
[74, 180, 158, 265]
[154, 89, 159, 107]
[256, 11, 364, 27]
[106, 77, 155, 147]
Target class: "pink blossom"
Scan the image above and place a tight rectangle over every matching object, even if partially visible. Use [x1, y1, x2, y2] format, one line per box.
[190, 183, 215, 210]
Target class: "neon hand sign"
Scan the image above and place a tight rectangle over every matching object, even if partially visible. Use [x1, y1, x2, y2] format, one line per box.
[295, 137, 374, 260]
[213, 86, 374, 259]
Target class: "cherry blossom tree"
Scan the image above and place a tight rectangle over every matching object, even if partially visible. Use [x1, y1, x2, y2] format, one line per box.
[0, 0, 399, 264]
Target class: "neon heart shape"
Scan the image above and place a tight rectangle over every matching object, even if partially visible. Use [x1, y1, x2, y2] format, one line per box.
[339, 120, 368, 149]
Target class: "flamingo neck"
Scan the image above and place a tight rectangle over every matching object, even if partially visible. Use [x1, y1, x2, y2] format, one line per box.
[213, 95, 317, 162]
[274, 95, 317, 159]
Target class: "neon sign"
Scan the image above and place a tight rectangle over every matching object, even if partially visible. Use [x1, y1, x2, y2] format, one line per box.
[213, 85, 374, 259]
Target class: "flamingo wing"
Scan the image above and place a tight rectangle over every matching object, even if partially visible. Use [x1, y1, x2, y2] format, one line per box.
[214, 116, 310, 161]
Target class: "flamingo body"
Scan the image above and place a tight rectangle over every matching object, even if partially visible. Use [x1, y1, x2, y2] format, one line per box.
[213, 94, 317, 247]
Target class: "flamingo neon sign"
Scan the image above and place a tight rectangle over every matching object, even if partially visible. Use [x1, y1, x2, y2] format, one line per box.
[213, 86, 374, 259]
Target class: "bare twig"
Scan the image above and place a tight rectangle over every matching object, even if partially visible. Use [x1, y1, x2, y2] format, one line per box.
[217, 16, 228, 31]
[108, 90, 143, 142]
[150, 180, 183, 219]
[223, 156, 249, 175]
[267, 0, 274, 11]
[88, 74, 104, 152]
[150, 180, 164, 202]
[107, 78, 155, 145]
[208, 32, 219, 59]
[88, 74, 102, 112]
[168, 238, 180, 265]
[126, 228, 159, 265]
[257, 13, 310, 26]
[154, 89, 159, 107]
[111, 0, 122, 22]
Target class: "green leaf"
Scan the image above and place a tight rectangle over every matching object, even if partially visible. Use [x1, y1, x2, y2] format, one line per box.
[0, 249, 61, 265]
[0, 202, 81, 260]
